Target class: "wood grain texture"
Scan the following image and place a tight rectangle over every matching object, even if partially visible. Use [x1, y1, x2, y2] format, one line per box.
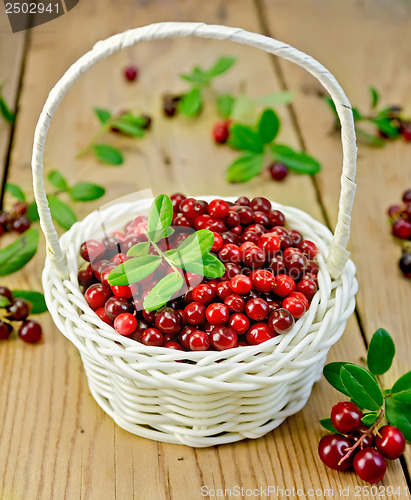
[0, 0, 409, 498]
[261, 0, 411, 474]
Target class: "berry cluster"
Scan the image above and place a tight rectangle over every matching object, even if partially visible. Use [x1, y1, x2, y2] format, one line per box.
[319, 401, 405, 483]
[387, 188, 411, 278]
[0, 287, 43, 343]
[78, 195, 319, 351]
[0, 202, 31, 237]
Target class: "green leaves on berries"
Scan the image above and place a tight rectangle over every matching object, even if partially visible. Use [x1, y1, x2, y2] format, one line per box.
[11, 290, 47, 314]
[48, 195, 77, 230]
[0, 229, 39, 276]
[179, 88, 202, 116]
[322, 328, 411, 441]
[180, 56, 236, 87]
[0, 85, 15, 124]
[270, 144, 320, 175]
[108, 195, 225, 311]
[4, 183, 26, 202]
[226, 153, 264, 183]
[93, 144, 123, 165]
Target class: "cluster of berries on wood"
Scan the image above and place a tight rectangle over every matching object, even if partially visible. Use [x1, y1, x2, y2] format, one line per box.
[318, 401, 405, 483]
[388, 188, 411, 278]
[0, 202, 30, 238]
[78, 194, 320, 351]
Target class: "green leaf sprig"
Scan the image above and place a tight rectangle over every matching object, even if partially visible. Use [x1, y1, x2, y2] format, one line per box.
[108, 194, 225, 311]
[177, 56, 237, 117]
[323, 86, 410, 147]
[0, 83, 15, 124]
[226, 108, 321, 183]
[321, 328, 411, 448]
[77, 108, 151, 165]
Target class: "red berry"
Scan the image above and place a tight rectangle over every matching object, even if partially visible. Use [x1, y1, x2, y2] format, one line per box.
[221, 231, 239, 246]
[210, 326, 237, 350]
[240, 231, 260, 245]
[289, 291, 309, 310]
[273, 274, 295, 297]
[353, 448, 386, 483]
[245, 298, 269, 321]
[268, 308, 295, 335]
[104, 296, 133, 321]
[85, 283, 112, 310]
[208, 199, 230, 219]
[206, 303, 229, 325]
[0, 286, 13, 302]
[242, 247, 266, 269]
[250, 197, 271, 213]
[170, 193, 186, 210]
[124, 65, 138, 81]
[188, 330, 210, 351]
[246, 322, 276, 345]
[298, 240, 318, 259]
[218, 243, 241, 264]
[212, 121, 230, 144]
[12, 216, 31, 234]
[111, 253, 128, 266]
[164, 341, 183, 350]
[222, 262, 241, 280]
[192, 284, 215, 305]
[114, 313, 137, 336]
[331, 401, 363, 434]
[141, 328, 164, 347]
[111, 284, 138, 299]
[268, 254, 286, 275]
[211, 232, 223, 252]
[18, 320, 43, 343]
[375, 425, 405, 460]
[250, 269, 274, 293]
[234, 206, 254, 225]
[257, 233, 280, 254]
[179, 325, 196, 349]
[284, 252, 308, 279]
[399, 252, 411, 278]
[348, 425, 375, 449]
[270, 162, 288, 181]
[267, 210, 285, 227]
[318, 434, 352, 471]
[80, 240, 106, 263]
[402, 123, 411, 142]
[403, 189, 411, 203]
[155, 307, 183, 334]
[78, 267, 95, 288]
[230, 274, 252, 295]
[95, 307, 113, 325]
[253, 212, 269, 228]
[0, 321, 13, 340]
[216, 281, 233, 300]
[296, 277, 317, 300]
[392, 219, 411, 239]
[226, 211, 240, 228]
[228, 313, 250, 335]
[183, 302, 206, 326]
[224, 294, 245, 313]
[234, 196, 250, 206]
[282, 296, 306, 319]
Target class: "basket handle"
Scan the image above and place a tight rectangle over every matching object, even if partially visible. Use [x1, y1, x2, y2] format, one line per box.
[32, 22, 357, 279]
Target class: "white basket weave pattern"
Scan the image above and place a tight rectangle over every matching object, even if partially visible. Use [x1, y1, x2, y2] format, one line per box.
[33, 23, 358, 447]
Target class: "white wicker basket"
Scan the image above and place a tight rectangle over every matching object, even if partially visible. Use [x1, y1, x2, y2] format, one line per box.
[32, 22, 358, 447]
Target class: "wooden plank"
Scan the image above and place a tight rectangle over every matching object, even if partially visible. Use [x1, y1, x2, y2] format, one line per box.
[0, 1, 407, 499]
[261, 0, 411, 477]
[0, 8, 26, 188]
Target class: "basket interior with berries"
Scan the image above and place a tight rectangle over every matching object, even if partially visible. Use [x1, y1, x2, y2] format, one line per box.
[31, 22, 358, 446]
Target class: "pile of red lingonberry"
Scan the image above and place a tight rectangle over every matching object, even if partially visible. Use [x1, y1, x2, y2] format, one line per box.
[387, 188, 411, 278]
[319, 401, 405, 483]
[78, 195, 319, 351]
[0, 201, 31, 237]
[0, 287, 43, 343]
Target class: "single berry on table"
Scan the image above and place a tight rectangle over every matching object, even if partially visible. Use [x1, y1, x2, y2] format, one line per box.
[212, 120, 231, 144]
[18, 320, 42, 343]
[318, 434, 353, 471]
[269, 162, 288, 181]
[399, 252, 411, 278]
[7, 298, 31, 321]
[124, 65, 138, 82]
[392, 219, 411, 240]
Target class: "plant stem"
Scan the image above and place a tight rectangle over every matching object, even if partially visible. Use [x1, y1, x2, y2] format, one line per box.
[338, 408, 385, 466]
[76, 121, 113, 158]
[144, 231, 180, 275]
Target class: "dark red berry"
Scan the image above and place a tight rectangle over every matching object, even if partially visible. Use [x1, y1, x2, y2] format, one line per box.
[141, 328, 164, 347]
[230, 274, 252, 295]
[218, 243, 241, 264]
[234, 196, 250, 206]
[18, 320, 42, 343]
[124, 65, 138, 82]
[13, 201, 28, 217]
[298, 240, 318, 259]
[222, 262, 242, 280]
[155, 307, 183, 334]
[273, 274, 295, 297]
[7, 298, 31, 320]
[399, 252, 411, 278]
[228, 313, 250, 335]
[353, 448, 386, 483]
[250, 197, 271, 213]
[403, 189, 411, 204]
[0, 286, 13, 302]
[268, 308, 295, 335]
[212, 121, 230, 144]
[246, 322, 276, 345]
[245, 298, 269, 321]
[11, 216, 30, 234]
[269, 162, 288, 181]
[224, 294, 245, 313]
[242, 247, 266, 269]
[78, 267, 96, 288]
[206, 303, 229, 325]
[348, 425, 375, 449]
[250, 269, 274, 293]
[221, 231, 240, 246]
[164, 341, 183, 350]
[0, 321, 13, 340]
[183, 302, 206, 326]
[104, 296, 133, 321]
[318, 434, 352, 471]
[392, 219, 411, 239]
[268, 254, 286, 275]
[95, 307, 113, 325]
[226, 211, 240, 228]
[331, 401, 363, 434]
[375, 425, 406, 460]
[234, 206, 254, 225]
[188, 330, 210, 351]
[296, 277, 317, 300]
[80, 240, 106, 263]
[114, 313, 137, 336]
[284, 252, 308, 279]
[85, 284, 112, 310]
[210, 326, 237, 350]
[267, 210, 285, 227]
[216, 281, 233, 300]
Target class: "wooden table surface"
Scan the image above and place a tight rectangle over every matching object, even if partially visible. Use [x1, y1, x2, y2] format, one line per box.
[0, 0, 410, 498]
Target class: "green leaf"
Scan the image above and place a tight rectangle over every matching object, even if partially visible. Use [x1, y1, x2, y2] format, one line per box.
[111, 119, 144, 137]
[385, 398, 411, 441]
[369, 86, 379, 109]
[254, 91, 294, 107]
[352, 107, 363, 121]
[356, 128, 386, 147]
[206, 56, 237, 78]
[180, 67, 210, 86]
[179, 88, 203, 116]
[228, 124, 264, 153]
[217, 94, 235, 118]
[26, 201, 39, 222]
[70, 182, 105, 201]
[324, 96, 339, 121]
[319, 418, 339, 434]
[323, 362, 351, 397]
[108, 255, 161, 287]
[120, 114, 149, 127]
[257, 109, 280, 143]
[94, 107, 112, 124]
[93, 144, 123, 165]
[126, 242, 150, 258]
[12, 290, 47, 314]
[367, 328, 396, 375]
[0, 229, 39, 276]
[4, 183, 26, 202]
[147, 195, 173, 243]
[372, 116, 401, 138]
[0, 95, 15, 124]
[340, 364, 384, 411]
[361, 412, 379, 427]
[143, 272, 184, 312]
[48, 170, 69, 191]
[230, 95, 256, 122]
[169, 229, 214, 262]
[176, 252, 225, 278]
[48, 195, 77, 230]
[226, 153, 264, 183]
[391, 371, 411, 403]
[270, 144, 321, 175]
[0, 295, 11, 307]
